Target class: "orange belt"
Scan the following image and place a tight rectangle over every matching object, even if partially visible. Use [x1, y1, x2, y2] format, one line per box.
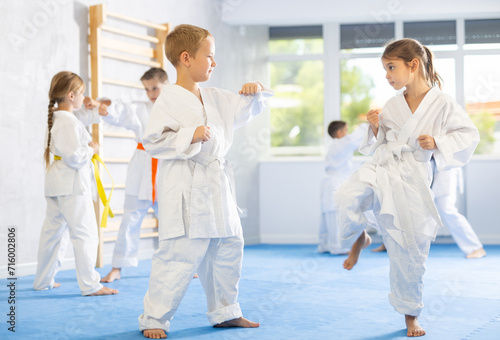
[137, 143, 158, 203]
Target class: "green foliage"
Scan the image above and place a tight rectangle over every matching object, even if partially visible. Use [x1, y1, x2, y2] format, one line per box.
[270, 60, 324, 147]
[340, 60, 374, 132]
[469, 111, 496, 154]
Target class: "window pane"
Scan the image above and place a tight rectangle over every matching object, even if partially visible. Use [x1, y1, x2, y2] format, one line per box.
[269, 38, 324, 55]
[340, 23, 394, 51]
[270, 60, 324, 147]
[464, 54, 500, 154]
[434, 58, 455, 99]
[465, 19, 500, 44]
[404, 21, 456, 46]
[340, 58, 393, 129]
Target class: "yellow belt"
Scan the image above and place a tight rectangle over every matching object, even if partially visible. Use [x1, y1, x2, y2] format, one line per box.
[54, 155, 114, 228]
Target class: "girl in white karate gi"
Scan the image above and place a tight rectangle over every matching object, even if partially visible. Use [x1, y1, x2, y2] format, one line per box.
[138, 24, 273, 339]
[34, 71, 118, 296]
[98, 68, 168, 283]
[335, 39, 479, 337]
[318, 121, 375, 254]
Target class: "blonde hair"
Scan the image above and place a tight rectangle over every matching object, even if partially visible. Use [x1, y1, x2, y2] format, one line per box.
[44, 71, 85, 167]
[140, 67, 168, 83]
[165, 24, 213, 67]
[382, 38, 443, 89]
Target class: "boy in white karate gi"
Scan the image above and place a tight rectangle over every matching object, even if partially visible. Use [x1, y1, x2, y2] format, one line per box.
[318, 121, 371, 254]
[94, 68, 168, 283]
[137, 24, 273, 339]
[336, 39, 479, 337]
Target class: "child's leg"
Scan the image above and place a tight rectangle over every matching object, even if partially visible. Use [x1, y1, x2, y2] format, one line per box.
[60, 194, 104, 295]
[139, 236, 210, 333]
[325, 211, 351, 255]
[383, 231, 431, 336]
[33, 197, 70, 290]
[102, 195, 152, 283]
[197, 234, 259, 328]
[318, 213, 329, 253]
[435, 195, 484, 257]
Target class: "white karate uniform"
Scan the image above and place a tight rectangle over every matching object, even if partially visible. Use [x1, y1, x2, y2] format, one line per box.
[103, 99, 159, 268]
[431, 161, 483, 255]
[138, 84, 273, 332]
[335, 87, 479, 316]
[34, 109, 104, 296]
[318, 124, 369, 254]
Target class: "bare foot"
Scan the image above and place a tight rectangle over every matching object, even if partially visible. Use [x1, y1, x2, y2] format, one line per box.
[100, 267, 121, 282]
[214, 317, 260, 328]
[88, 286, 119, 296]
[371, 244, 387, 252]
[405, 315, 425, 337]
[53, 282, 61, 288]
[143, 329, 167, 339]
[193, 273, 199, 278]
[466, 248, 486, 259]
[343, 230, 371, 270]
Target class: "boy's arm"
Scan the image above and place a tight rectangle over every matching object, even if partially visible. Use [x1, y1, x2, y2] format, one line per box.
[230, 81, 274, 129]
[142, 96, 201, 160]
[100, 98, 143, 136]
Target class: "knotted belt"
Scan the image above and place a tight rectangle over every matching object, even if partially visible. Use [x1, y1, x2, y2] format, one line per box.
[137, 143, 158, 204]
[54, 154, 114, 228]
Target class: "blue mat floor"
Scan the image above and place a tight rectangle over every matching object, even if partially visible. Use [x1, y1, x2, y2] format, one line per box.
[1, 244, 499, 339]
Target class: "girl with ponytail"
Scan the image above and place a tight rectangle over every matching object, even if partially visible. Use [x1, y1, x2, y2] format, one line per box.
[34, 71, 118, 296]
[335, 38, 480, 337]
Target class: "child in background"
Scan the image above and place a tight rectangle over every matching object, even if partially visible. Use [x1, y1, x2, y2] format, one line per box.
[34, 71, 118, 296]
[93, 68, 168, 283]
[335, 39, 479, 336]
[318, 120, 370, 254]
[138, 24, 273, 339]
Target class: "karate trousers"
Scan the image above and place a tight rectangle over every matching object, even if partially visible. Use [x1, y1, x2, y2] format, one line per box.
[33, 195, 103, 295]
[336, 172, 431, 316]
[111, 195, 159, 268]
[433, 172, 483, 255]
[138, 234, 244, 332]
[318, 211, 351, 254]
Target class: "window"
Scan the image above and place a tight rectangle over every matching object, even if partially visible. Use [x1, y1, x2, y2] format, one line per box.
[268, 26, 324, 154]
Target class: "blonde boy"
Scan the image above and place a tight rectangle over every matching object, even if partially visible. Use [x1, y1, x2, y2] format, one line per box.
[138, 24, 273, 338]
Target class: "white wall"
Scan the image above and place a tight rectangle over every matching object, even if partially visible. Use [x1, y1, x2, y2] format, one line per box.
[0, 0, 268, 277]
[259, 157, 499, 245]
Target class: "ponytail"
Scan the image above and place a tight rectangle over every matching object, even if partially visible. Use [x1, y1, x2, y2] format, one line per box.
[44, 100, 56, 168]
[422, 46, 443, 90]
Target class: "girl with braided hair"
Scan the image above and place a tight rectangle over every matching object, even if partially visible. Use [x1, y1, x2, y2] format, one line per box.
[34, 71, 118, 296]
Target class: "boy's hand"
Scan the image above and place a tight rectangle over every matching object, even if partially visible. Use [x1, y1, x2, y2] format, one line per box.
[84, 97, 98, 110]
[418, 135, 436, 150]
[98, 103, 109, 116]
[366, 109, 380, 129]
[239, 82, 262, 95]
[89, 141, 99, 154]
[192, 126, 211, 144]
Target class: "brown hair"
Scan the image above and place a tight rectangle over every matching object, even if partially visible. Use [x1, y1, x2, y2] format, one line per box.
[164, 24, 213, 67]
[328, 121, 347, 138]
[382, 38, 443, 89]
[140, 67, 168, 83]
[44, 71, 85, 167]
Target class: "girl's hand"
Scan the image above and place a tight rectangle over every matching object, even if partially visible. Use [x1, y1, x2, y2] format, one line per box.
[191, 126, 211, 144]
[84, 97, 98, 110]
[366, 109, 380, 128]
[418, 135, 436, 150]
[98, 103, 109, 116]
[239, 82, 262, 95]
[89, 142, 99, 154]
